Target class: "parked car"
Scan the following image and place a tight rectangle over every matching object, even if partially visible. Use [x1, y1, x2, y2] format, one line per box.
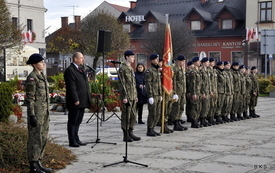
[96, 67, 118, 80]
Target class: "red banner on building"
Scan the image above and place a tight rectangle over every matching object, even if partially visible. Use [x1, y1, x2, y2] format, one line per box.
[162, 23, 173, 95]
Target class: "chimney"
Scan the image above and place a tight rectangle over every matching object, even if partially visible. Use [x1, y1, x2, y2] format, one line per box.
[74, 15, 81, 30]
[201, 0, 208, 3]
[130, 1, 136, 9]
[61, 17, 68, 28]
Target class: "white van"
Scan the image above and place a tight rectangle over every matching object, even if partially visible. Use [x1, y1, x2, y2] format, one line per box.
[96, 67, 118, 80]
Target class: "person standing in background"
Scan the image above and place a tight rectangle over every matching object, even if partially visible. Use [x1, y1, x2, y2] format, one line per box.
[135, 63, 147, 124]
[25, 53, 52, 173]
[249, 66, 260, 118]
[64, 52, 91, 147]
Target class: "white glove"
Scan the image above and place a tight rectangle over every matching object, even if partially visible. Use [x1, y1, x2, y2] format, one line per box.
[148, 97, 154, 105]
[160, 96, 163, 101]
[173, 94, 179, 100]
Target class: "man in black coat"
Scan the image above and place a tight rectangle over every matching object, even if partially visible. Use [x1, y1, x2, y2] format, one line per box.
[64, 52, 91, 147]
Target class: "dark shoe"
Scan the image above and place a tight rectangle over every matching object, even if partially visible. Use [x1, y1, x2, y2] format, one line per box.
[163, 123, 173, 134]
[129, 129, 141, 141]
[237, 113, 244, 120]
[138, 120, 145, 124]
[122, 129, 133, 142]
[152, 128, 161, 136]
[253, 110, 260, 118]
[77, 141, 87, 146]
[191, 119, 200, 128]
[216, 116, 224, 124]
[230, 113, 238, 121]
[167, 119, 173, 125]
[208, 116, 215, 125]
[30, 161, 45, 173]
[177, 120, 188, 130]
[222, 116, 230, 123]
[69, 143, 80, 147]
[38, 161, 52, 173]
[146, 127, 157, 137]
[180, 119, 186, 124]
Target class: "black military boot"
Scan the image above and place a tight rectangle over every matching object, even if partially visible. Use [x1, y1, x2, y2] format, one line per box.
[243, 111, 250, 119]
[30, 161, 45, 173]
[252, 110, 260, 118]
[163, 123, 174, 133]
[173, 120, 183, 131]
[152, 128, 161, 136]
[222, 116, 231, 122]
[122, 129, 133, 142]
[129, 128, 141, 141]
[146, 127, 157, 137]
[237, 113, 244, 120]
[230, 113, 238, 121]
[177, 120, 188, 130]
[216, 116, 224, 124]
[200, 117, 208, 127]
[37, 160, 52, 173]
[208, 116, 215, 125]
[191, 119, 200, 128]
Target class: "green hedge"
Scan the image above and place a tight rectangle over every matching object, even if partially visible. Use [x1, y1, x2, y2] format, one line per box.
[0, 82, 14, 123]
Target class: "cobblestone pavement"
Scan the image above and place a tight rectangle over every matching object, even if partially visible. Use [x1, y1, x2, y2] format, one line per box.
[44, 97, 275, 173]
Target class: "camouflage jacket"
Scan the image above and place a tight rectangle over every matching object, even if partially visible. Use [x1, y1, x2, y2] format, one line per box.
[145, 64, 162, 98]
[119, 64, 137, 101]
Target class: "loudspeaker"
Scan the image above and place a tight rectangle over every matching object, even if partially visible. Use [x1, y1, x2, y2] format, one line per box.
[96, 30, 111, 53]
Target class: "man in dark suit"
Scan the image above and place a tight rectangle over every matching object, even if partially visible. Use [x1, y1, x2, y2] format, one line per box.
[64, 52, 91, 147]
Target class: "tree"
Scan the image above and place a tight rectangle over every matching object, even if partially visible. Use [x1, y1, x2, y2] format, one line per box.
[0, 0, 22, 49]
[143, 19, 195, 59]
[81, 11, 130, 71]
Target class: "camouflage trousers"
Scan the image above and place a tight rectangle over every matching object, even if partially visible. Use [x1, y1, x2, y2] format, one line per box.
[216, 93, 225, 115]
[190, 96, 201, 120]
[170, 93, 185, 120]
[244, 93, 251, 111]
[208, 95, 217, 118]
[249, 95, 258, 110]
[231, 92, 240, 114]
[237, 94, 245, 114]
[185, 95, 192, 120]
[147, 96, 162, 128]
[121, 100, 137, 130]
[200, 96, 210, 118]
[222, 94, 233, 116]
[27, 115, 49, 161]
[159, 94, 173, 124]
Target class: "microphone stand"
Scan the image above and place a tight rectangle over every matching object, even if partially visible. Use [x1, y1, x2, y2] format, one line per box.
[103, 61, 148, 168]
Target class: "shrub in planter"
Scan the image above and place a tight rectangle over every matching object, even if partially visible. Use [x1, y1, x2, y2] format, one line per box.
[258, 78, 271, 94]
[0, 82, 14, 123]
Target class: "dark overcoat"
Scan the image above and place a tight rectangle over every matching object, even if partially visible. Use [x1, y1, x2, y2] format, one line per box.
[64, 63, 91, 109]
[135, 71, 147, 104]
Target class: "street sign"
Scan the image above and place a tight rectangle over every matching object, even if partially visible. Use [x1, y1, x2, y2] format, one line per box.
[261, 30, 275, 55]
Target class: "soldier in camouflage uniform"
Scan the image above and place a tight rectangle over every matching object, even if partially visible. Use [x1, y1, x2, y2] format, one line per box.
[249, 66, 260, 118]
[244, 67, 252, 119]
[237, 65, 246, 120]
[230, 62, 241, 121]
[25, 54, 52, 173]
[215, 61, 226, 124]
[222, 61, 233, 122]
[119, 50, 140, 142]
[207, 58, 218, 125]
[188, 57, 202, 128]
[199, 57, 211, 127]
[185, 61, 194, 123]
[170, 55, 188, 131]
[145, 53, 163, 136]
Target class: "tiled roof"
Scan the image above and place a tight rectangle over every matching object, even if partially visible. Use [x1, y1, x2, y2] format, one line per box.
[124, 0, 246, 38]
[108, 2, 129, 12]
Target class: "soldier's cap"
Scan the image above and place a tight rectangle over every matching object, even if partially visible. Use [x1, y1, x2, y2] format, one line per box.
[159, 56, 163, 62]
[232, 62, 239, 66]
[224, 61, 230, 65]
[149, 53, 159, 60]
[176, 55, 186, 61]
[201, 57, 209, 63]
[216, 61, 224, 66]
[26, 53, 44, 64]
[187, 61, 193, 66]
[209, 58, 215, 62]
[251, 66, 258, 70]
[124, 50, 135, 56]
[239, 65, 246, 69]
[192, 56, 200, 62]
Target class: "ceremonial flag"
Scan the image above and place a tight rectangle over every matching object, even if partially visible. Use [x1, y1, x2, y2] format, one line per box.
[162, 14, 173, 95]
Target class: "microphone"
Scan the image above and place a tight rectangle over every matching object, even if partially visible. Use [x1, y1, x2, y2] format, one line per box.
[85, 64, 95, 72]
[106, 60, 123, 64]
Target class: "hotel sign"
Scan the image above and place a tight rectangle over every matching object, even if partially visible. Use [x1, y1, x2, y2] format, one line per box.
[193, 41, 243, 49]
[125, 15, 146, 22]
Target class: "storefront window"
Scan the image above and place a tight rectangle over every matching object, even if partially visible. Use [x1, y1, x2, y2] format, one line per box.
[209, 52, 221, 62]
[187, 52, 199, 61]
[232, 51, 244, 64]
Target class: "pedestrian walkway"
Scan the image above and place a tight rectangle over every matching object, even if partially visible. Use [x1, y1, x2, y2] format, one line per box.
[47, 97, 275, 173]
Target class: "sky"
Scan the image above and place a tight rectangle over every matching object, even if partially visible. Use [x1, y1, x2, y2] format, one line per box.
[44, 0, 129, 36]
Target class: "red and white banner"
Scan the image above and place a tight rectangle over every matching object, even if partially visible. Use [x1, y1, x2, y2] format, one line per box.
[246, 27, 259, 41]
[22, 30, 35, 43]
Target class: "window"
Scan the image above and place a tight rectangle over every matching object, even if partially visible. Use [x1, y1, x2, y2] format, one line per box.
[123, 24, 130, 32]
[209, 52, 221, 62]
[136, 53, 147, 68]
[260, 1, 272, 22]
[12, 17, 18, 27]
[148, 23, 157, 32]
[27, 19, 33, 31]
[191, 21, 201, 30]
[222, 19, 232, 29]
[187, 52, 199, 61]
[231, 51, 244, 64]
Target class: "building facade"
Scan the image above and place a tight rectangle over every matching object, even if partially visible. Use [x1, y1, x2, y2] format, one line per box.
[1, 0, 46, 81]
[117, 0, 247, 68]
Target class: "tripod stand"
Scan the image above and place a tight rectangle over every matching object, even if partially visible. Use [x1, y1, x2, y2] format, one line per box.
[88, 94, 116, 148]
[103, 60, 148, 168]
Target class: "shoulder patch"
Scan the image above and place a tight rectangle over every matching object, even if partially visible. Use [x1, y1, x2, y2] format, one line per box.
[29, 78, 35, 81]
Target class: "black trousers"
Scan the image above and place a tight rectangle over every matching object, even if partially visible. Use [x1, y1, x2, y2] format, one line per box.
[136, 103, 144, 121]
[67, 108, 85, 144]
